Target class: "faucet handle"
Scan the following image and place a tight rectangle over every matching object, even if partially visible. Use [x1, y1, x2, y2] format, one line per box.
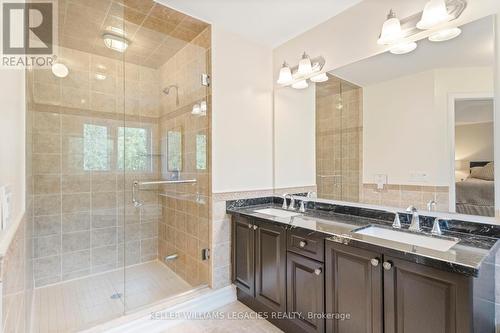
[282, 194, 288, 209]
[299, 200, 306, 213]
[427, 200, 437, 212]
[431, 218, 442, 235]
[406, 205, 417, 213]
[392, 212, 401, 229]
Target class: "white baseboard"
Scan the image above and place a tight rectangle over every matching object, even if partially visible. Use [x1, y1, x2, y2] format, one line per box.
[87, 285, 236, 333]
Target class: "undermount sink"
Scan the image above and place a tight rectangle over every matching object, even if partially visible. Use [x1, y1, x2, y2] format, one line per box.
[254, 208, 301, 218]
[355, 226, 459, 252]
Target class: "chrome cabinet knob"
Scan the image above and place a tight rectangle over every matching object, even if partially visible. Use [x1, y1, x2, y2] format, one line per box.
[370, 258, 380, 267]
[299, 240, 307, 248]
[383, 261, 393, 271]
[253, 225, 258, 230]
[248, 224, 253, 229]
[314, 268, 322, 275]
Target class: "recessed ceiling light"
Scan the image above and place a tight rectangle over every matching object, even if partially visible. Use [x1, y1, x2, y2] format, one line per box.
[102, 33, 129, 53]
[51, 63, 69, 78]
[428, 27, 461, 42]
[390, 41, 417, 55]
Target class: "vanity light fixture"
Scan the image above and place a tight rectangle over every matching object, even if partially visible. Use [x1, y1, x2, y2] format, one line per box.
[277, 62, 293, 85]
[103, 33, 130, 53]
[390, 41, 418, 55]
[377, 10, 403, 45]
[310, 72, 329, 83]
[417, 0, 453, 30]
[428, 27, 462, 42]
[297, 52, 313, 75]
[51, 63, 69, 78]
[292, 80, 309, 89]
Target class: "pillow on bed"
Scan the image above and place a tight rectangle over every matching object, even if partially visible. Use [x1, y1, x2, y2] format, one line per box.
[470, 162, 494, 181]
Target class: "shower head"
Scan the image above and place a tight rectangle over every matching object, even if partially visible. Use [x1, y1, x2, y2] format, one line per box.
[162, 84, 178, 95]
[162, 84, 180, 107]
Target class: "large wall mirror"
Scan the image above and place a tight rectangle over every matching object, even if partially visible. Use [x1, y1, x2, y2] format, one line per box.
[274, 14, 496, 220]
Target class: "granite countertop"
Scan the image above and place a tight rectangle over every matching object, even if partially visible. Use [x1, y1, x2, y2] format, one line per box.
[227, 202, 499, 277]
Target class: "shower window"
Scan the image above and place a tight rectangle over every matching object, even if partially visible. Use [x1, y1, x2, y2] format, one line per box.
[117, 126, 152, 172]
[167, 129, 182, 172]
[196, 133, 207, 170]
[83, 124, 110, 171]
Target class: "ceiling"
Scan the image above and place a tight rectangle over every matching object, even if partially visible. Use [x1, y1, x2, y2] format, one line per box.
[456, 99, 494, 125]
[58, 0, 210, 68]
[331, 15, 495, 87]
[155, 0, 363, 47]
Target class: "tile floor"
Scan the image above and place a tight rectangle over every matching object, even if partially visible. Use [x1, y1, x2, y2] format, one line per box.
[32, 261, 192, 333]
[161, 301, 283, 333]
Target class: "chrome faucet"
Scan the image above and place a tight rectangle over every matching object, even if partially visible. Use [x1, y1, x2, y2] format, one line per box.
[299, 200, 307, 213]
[431, 218, 442, 235]
[427, 200, 437, 212]
[406, 205, 421, 232]
[392, 212, 401, 228]
[282, 194, 295, 210]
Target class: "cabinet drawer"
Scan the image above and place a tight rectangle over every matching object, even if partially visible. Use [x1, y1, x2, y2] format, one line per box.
[287, 228, 325, 262]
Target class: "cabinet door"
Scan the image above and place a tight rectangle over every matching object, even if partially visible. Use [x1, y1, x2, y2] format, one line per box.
[325, 242, 383, 333]
[254, 219, 287, 313]
[383, 256, 472, 333]
[232, 216, 255, 296]
[287, 252, 325, 333]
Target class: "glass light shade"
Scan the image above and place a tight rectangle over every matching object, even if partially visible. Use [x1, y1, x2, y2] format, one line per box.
[94, 73, 107, 80]
[310, 73, 329, 83]
[428, 27, 461, 42]
[298, 53, 312, 75]
[416, 0, 452, 30]
[103, 33, 129, 52]
[200, 101, 207, 114]
[277, 62, 293, 85]
[390, 41, 417, 55]
[192, 103, 201, 115]
[292, 80, 308, 89]
[51, 63, 69, 78]
[377, 10, 403, 45]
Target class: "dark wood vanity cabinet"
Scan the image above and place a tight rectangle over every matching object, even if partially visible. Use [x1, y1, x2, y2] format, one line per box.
[383, 256, 472, 333]
[287, 252, 325, 333]
[232, 215, 494, 333]
[325, 242, 383, 333]
[232, 215, 287, 313]
[233, 215, 255, 296]
[254, 218, 287, 313]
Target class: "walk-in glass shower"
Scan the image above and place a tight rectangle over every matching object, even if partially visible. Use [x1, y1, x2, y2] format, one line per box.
[26, 0, 211, 331]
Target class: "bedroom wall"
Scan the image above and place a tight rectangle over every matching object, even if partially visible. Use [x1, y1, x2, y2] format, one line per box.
[455, 122, 494, 163]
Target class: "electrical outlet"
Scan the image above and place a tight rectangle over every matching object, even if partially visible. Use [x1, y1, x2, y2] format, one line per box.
[373, 174, 388, 190]
[0, 185, 12, 230]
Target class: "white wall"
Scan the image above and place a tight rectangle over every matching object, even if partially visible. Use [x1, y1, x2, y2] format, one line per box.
[0, 69, 25, 225]
[363, 67, 493, 186]
[495, 14, 500, 218]
[274, 85, 316, 189]
[211, 26, 274, 193]
[272, 0, 499, 76]
[455, 122, 494, 162]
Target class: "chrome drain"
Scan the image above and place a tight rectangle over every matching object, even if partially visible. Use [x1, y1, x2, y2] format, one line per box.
[110, 293, 122, 300]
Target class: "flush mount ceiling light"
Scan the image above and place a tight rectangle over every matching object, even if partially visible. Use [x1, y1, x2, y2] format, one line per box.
[298, 52, 313, 75]
[292, 80, 309, 89]
[310, 73, 329, 83]
[51, 63, 69, 78]
[390, 41, 418, 55]
[103, 33, 129, 53]
[428, 27, 462, 42]
[377, 10, 403, 45]
[277, 62, 293, 85]
[417, 0, 453, 30]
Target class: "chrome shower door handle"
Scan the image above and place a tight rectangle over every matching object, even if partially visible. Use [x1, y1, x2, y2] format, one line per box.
[132, 181, 143, 207]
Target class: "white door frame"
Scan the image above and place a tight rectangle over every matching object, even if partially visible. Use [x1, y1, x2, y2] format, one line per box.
[447, 92, 495, 213]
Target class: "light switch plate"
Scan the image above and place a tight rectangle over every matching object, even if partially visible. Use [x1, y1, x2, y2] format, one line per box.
[0, 185, 12, 230]
[374, 174, 388, 190]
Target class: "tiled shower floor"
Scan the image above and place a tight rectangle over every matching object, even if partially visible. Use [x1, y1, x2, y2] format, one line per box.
[32, 261, 192, 333]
